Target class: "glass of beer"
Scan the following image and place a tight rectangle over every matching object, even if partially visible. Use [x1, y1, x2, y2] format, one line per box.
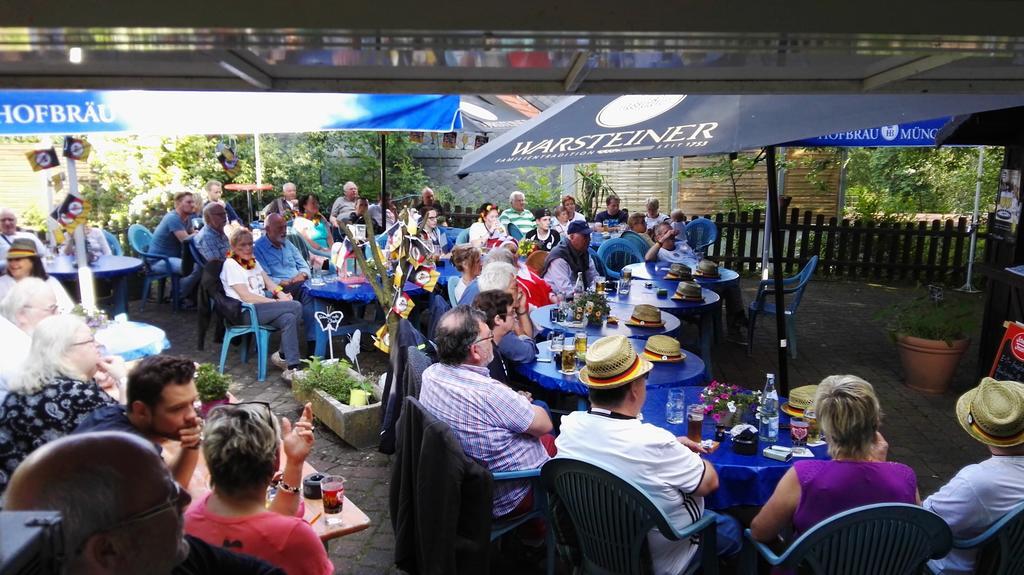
[550, 332, 564, 362]
[790, 417, 809, 447]
[804, 408, 821, 444]
[595, 276, 606, 294]
[321, 475, 346, 525]
[575, 331, 588, 360]
[622, 268, 632, 282]
[687, 405, 705, 443]
[560, 345, 577, 374]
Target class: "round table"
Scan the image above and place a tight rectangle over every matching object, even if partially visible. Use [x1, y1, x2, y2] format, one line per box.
[512, 339, 705, 396]
[642, 386, 829, 509]
[606, 281, 720, 313]
[622, 261, 740, 288]
[95, 321, 170, 361]
[45, 255, 144, 315]
[530, 302, 681, 340]
[589, 230, 624, 248]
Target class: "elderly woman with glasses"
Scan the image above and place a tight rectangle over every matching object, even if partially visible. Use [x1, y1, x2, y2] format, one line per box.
[0, 277, 60, 388]
[0, 314, 126, 494]
[184, 401, 332, 575]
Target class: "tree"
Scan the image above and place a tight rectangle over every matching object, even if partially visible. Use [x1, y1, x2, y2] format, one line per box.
[679, 151, 767, 213]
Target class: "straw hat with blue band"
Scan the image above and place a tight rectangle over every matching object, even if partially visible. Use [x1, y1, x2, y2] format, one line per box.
[579, 335, 653, 389]
[955, 377, 1024, 448]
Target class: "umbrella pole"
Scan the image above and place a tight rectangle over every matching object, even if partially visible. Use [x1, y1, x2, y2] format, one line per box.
[765, 147, 790, 395]
[957, 146, 984, 293]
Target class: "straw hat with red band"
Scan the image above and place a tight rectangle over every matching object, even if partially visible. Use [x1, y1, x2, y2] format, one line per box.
[624, 304, 664, 327]
[955, 377, 1024, 447]
[6, 238, 39, 260]
[579, 335, 653, 389]
[642, 335, 685, 362]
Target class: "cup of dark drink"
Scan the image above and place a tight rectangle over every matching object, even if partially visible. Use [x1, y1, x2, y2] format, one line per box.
[321, 474, 346, 525]
[686, 405, 705, 443]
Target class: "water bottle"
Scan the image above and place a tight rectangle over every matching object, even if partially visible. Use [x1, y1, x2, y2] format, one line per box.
[759, 373, 780, 444]
[573, 272, 585, 301]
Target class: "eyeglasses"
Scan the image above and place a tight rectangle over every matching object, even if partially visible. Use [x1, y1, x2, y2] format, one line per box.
[25, 303, 59, 314]
[76, 481, 190, 555]
[207, 400, 273, 421]
[473, 334, 494, 346]
[71, 337, 97, 347]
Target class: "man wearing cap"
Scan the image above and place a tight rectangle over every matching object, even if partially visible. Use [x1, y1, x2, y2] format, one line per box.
[524, 208, 560, 252]
[924, 377, 1024, 574]
[540, 220, 597, 296]
[556, 335, 742, 573]
[419, 305, 553, 519]
[0, 207, 46, 271]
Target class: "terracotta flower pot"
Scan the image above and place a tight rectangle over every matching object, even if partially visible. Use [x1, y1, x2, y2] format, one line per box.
[895, 334, 970, 394]
[199, 397, 231, 418]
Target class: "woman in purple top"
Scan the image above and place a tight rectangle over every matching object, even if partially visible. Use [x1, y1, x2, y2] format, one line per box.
[750, 375, 920, 543]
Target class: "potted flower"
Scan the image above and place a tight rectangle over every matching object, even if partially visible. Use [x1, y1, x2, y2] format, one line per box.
[194, 363, 232, 417]
[517, 239, 538, 258]
[880, 291, 976, 394]
[292, 357, 382, 448]
[699, 380, 761, 428]
[574, 291, 611, 326]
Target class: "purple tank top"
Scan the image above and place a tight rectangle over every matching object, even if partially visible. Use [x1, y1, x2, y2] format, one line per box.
[792, 459, 918, 535]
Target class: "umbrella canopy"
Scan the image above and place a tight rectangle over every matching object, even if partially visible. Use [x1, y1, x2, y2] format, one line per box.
[458, 94, 1024, 175]
[459, 95, 540, 135]
[936, 107, 1024, 147]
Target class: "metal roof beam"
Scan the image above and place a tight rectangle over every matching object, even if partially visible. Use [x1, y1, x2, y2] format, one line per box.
[217, 50, 273, 90]
[861, 54, 969, 91]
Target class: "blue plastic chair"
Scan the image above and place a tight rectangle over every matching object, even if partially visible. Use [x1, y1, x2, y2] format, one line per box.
[748, 255, 818, 359]
[128, 224, 180, 311]
[620, 230, 652, 254]
[455, 228, 470, 245]
[507, 222, 524, 240]
[744, 503, 952, 575]
[588, 246, 607, 277]
[931, 500, 1024, 575]
[219, 302, 278, 382]
[597, 238, 645, 280]
[541, 457, 720, 575]
[440, 226, 462, 247]
[446, 275, 461, 307]
[186, 237, 207, 270]
[685, 217, 718, 255]
[102, 229, 123, 256]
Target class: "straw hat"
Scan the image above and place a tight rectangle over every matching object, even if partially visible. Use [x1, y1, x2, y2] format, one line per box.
[672, 281, 703, 302]
[695, 259, 719, 277]
[642, 335, 685, 362]
[955, 378, 1024, 447]
[665, 263, 691, 279]
[788, 385, 818, 411]
[579, 335, 653, 388]
[625, 304, 664, 327]
[6, 238, 38, 260]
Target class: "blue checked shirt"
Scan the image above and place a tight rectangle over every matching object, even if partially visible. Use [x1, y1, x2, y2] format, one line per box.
[419, 362, 549, 517]
[253, 235, 311, 283]
[193, 227, 230, 263]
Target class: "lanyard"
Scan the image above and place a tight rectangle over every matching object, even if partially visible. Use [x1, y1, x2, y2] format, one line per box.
[588, 407, 636, 420]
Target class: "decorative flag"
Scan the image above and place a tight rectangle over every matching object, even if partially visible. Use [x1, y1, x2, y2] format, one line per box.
[392, 292, 415, 318]
[216, 140, 241, 177]
[411, 266, 440, 292]
[50, 172, 64, 192]
[50, 193, 89, 228]
[62, 136, 92, 161]
[408, 131, 424, 144]
[442, 131, 457, 149]
[373, 324, 390, 353]
[474, 135, 489, 149]
[407, 237, 428, 267]
[26, 148, 60, 171]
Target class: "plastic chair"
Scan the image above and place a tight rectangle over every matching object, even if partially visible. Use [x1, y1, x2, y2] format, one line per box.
[932, 500, 1024, 575]
[589, 246, 607, 277]
[685, 217, 718, 255]
[455, 228, 470, 245]
[219, 302, 278, 382]
[128, 223, 180, 311]
[186, 237, 207, 270]
[620, 230, 652, 254]
[102, 229, 123, 256]
[440, 226, 462, 247]
[507, 222, 524, 240]
[597, 238, 645, 280]
[541, 457, 720, 575]
[748, 255, 818, 359]
[446, 275, 461, 307]
[744, 503, 952, 575]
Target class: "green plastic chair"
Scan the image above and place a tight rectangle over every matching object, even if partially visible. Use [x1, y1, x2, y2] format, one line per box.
[932, 500, 1024, 575]
[541, 457, 720, 575]
[744, 503, 952, 574]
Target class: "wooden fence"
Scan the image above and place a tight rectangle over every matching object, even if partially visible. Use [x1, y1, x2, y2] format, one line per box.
[443, 205, 985, 284]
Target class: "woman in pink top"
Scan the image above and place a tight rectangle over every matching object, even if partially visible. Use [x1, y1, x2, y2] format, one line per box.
[750, 375, 920, 544]
[184, 402, 333, 575]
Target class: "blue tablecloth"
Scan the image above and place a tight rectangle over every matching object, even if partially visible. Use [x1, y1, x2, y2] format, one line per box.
[45, 255, 143, 280]
[95, 321, 170, 361]
[622, 262, 740, 288]
[307, 260, 460, 304]
[513, 339, 705, 396]
[642, 386, 829, 509]
[606, 281, 720, 314]
[590, 230, 624, 248]
[530, 302, 681, 340]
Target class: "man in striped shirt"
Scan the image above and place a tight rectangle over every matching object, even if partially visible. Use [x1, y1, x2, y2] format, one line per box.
[419, 305, 553, 518]
[499, 191, 537, 234]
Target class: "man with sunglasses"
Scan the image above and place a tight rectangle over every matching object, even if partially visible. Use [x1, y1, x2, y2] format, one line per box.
[5, 431, 283, 574]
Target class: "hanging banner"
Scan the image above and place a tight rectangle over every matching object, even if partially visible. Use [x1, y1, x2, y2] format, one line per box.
[788, 117, 952, 147]
[0, 91, 462, 135]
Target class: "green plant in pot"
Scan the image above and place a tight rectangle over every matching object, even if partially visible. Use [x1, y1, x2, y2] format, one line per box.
[194, 363, 232, 417]
[879, 290, 977, 394]
[296, 357, 374, 406]
[573, 292, 611, 326]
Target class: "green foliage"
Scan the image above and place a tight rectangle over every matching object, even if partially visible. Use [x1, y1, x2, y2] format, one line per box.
[878, 290, 978, 344]
[194, 363, 231, 403]
[332, 132, 430, 208]
[516, 167, 560, 210]
[714, 197, 765, 214]
[296, 357, 373, 404]
[575, 164, 614, 219]
[680, 151, 768, 214]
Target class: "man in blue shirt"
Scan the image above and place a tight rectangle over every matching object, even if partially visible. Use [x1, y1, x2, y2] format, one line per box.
[150, 191, 200, 300]
[254, 213, 317, 353]
[193, 203, 231, 263]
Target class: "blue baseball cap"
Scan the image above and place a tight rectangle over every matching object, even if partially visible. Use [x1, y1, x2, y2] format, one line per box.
[567, 220, 592, 235]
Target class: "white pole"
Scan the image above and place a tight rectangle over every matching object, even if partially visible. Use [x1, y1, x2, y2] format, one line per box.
[957, 146, 985, 293]
[254, 132, 263, 186]
[66, 158, 96, 310]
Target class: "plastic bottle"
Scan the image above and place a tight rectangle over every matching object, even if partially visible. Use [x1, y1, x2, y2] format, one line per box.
[572, 272, 585, 301]
[759, 373, 780, 444]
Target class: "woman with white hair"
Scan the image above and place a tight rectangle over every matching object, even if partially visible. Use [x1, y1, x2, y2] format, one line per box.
[0, 277, 59, 386]
[184, 402, 331, 575]
[750, 375, 919, 543]
[0, 314, 125, 493]
[644, 197, 669, 230]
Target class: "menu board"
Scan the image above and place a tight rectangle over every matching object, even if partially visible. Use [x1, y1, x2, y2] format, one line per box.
[989, 321, 1024, 382]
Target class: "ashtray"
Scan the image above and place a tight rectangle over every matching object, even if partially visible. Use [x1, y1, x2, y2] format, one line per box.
[732, 429, 758, 456]
[303, 473, 324, 499]
[656, 289, 668, 298]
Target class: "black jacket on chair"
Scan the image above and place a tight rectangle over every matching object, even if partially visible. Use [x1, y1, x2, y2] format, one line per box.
[390, 397, 494, 575]
[198, 259, 244, 349]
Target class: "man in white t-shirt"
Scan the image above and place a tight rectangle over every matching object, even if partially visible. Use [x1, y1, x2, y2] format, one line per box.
[556, 336, 741, 575]
[645, 221, 693, 264]
[924, 377, 1024, 575]
[0, 207, 46, 272]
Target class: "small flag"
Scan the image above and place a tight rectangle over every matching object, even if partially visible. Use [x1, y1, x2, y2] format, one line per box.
[474, 135, 489, 149]
[411, 266, 440, 292]
[216, 140, 241, 177]
[62, 136, 92, 161]
[392, 292, 415, 318]
[26, 148, 60, 171]
[50, 173, 64, 192]
[407, 237, 428, 267]
[442, 131, 457, 149]
[373, 324, 390, 353]
[408, 132, 424, 144]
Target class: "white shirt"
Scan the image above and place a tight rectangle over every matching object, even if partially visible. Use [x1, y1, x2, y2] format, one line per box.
[468, 222, 507, 245]
[220, 257, 267, 300]
[656, 242, 694, 264]
[567, 211, 587, 224]
[556, 411, 707, 575]
[454, 277, 471, 302]
[0, 316, 29, 393]
[0, 275, 74, 312]
[646, 213, 670, 230]
[924, 455, 1024, 574]
[552, 220, 571, 238]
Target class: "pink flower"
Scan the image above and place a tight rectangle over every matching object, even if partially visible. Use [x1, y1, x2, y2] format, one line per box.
[712, 413, 721, 422]
[720, 394, 729, 400]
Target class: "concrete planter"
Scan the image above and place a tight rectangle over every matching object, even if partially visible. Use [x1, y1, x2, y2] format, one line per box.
[291, 368, 383, 449]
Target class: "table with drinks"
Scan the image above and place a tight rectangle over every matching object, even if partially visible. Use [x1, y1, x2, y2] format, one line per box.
[621, 261, 741, 288]
[641, 385, 829, 509]
[44, 254, 144, 315]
